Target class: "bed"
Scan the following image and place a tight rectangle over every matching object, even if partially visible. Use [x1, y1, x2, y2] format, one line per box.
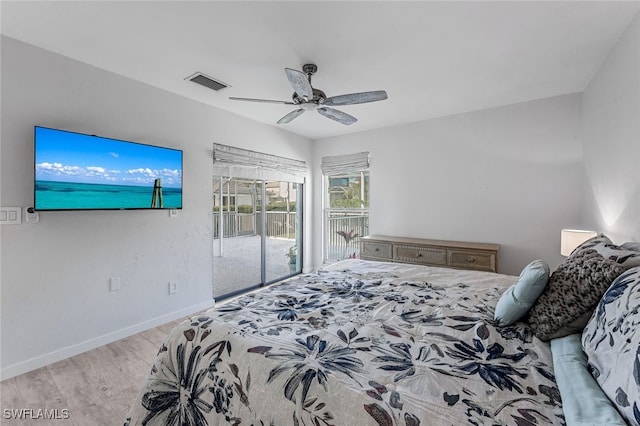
[125, 236, 640, 426]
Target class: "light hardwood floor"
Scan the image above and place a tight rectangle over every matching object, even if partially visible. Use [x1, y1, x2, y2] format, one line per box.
[0, 318, 185, 425]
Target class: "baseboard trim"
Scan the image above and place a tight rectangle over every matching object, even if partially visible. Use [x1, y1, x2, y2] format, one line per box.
[0, 299, 216, 381]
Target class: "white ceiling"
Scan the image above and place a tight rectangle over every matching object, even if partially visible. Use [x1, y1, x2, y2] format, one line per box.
[2, 1, 639, 140]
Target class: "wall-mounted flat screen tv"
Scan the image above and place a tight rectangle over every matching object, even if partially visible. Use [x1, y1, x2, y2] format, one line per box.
[34, 126, 183, 211]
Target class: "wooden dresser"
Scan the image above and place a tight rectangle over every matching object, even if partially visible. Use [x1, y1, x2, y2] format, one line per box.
[360, 235, 499, 273]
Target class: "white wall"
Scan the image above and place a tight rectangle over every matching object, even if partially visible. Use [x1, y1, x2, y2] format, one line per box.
[312, 94, 584, 275]
[0, 37, 313, 379]
[582, 11, 640, 244]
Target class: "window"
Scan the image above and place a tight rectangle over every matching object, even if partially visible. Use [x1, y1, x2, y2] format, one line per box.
[322, 152, 370, 262]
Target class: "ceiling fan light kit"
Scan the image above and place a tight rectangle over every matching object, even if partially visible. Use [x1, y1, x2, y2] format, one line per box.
[230, 63, 388, 125]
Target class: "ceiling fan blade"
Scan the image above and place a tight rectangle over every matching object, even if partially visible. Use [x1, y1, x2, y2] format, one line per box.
[285, 68, 313, 100]
[323, 90, 388, 106]
[229, 96, 295, 105]
[317, 107, 357, 125]
[277, 109, 305, 124]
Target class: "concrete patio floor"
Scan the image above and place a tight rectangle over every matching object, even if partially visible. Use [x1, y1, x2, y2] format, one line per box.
[213, 235, 297, 298]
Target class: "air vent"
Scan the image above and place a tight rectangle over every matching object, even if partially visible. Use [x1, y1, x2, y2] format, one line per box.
[185, 72, 230, 91]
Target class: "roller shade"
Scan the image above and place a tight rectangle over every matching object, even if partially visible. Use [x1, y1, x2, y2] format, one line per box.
[213, 143, 307, 183]
[321, 152, 369, 175]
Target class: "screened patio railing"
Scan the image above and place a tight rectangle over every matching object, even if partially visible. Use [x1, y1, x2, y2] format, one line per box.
[325, 211, 369, 261]
[213, 210, 369, 261]
[213, 211, 297, 239]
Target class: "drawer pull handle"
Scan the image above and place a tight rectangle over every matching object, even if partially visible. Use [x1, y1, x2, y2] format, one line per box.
[467, 257, 476, 263]
[375, 248, 380, 252]
[417, 253, 423, 257]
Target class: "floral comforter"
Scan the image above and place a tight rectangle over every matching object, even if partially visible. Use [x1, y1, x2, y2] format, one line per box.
[126, 260, 564, 425]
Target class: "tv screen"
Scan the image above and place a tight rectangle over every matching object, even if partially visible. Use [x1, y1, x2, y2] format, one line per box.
[34, 126, 183, 211]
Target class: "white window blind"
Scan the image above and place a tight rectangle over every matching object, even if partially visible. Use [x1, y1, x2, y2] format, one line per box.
[321, 152, 370, 175]
[213, 143, 307, 183]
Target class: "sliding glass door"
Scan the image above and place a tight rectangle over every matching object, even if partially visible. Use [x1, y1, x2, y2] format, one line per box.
[264, 181, 302, 283]
[213, 177, 302, 299]
[213, 178, 262, 296]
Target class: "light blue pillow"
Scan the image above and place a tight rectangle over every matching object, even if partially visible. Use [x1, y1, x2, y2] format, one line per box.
[494, 260, 549, 326]
[551, 334, 627, 426]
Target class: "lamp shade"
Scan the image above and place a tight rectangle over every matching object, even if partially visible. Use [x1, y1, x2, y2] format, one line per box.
[561, 229, 597, 256]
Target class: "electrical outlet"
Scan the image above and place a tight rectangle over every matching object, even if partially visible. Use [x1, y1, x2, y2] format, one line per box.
[169, 209, 177, 218]
[25, 207, 39, 224]
[110, 277, 121, 292]
[169, 281, 178, 294]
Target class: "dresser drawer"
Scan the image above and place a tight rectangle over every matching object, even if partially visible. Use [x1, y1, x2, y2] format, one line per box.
[360, 235, 499, 272]
[395, 244, 447, 266]
[448, 250, 496, 272]
[361, 241, 393, 260]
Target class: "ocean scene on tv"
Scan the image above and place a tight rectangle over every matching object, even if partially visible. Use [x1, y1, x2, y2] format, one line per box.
[35, 127, 183, 210]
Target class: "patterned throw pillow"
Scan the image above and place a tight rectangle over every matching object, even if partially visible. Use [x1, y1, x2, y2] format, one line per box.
[570, 234, 640, 270]
[582, 266, 640, 426]
[591, 241, 640, 270]
[527, 249, 625, 341]
[569, 234, 613, 257]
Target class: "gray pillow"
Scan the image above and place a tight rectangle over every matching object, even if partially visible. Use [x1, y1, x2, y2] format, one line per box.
[494, 260, 549, 326]
[545, 311, 593, 341]
[527, 249, 625, 341]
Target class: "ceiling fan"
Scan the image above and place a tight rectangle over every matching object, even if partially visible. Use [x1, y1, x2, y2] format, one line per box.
[229, 64, 388, 125]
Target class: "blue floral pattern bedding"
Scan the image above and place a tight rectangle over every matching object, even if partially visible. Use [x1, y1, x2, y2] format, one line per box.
[582, 266, 640, 425]
[126, 260, 564, 425]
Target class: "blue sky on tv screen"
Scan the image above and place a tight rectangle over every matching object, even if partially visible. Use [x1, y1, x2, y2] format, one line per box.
[35, 127, 182, 188]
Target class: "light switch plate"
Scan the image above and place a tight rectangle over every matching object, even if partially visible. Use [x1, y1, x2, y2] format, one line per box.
[0, 207, 22, 225]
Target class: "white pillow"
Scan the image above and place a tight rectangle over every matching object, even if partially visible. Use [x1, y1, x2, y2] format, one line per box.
[620, 241, 640, 252]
